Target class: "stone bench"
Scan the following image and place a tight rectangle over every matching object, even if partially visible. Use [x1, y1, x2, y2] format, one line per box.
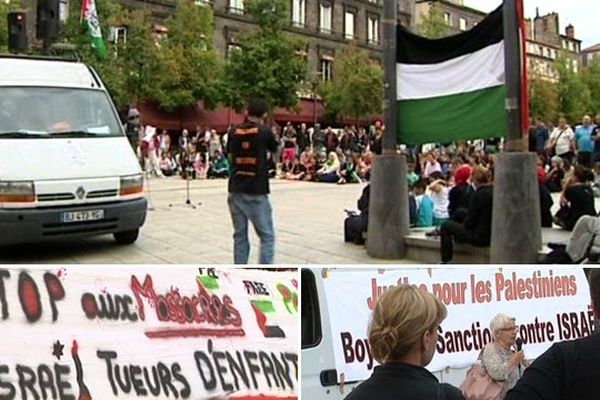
[402, 227, 570, 264]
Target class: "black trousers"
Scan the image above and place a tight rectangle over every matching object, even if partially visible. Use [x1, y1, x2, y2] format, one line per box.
[440, 221, 472, 263]
[578, 152, 592, 168]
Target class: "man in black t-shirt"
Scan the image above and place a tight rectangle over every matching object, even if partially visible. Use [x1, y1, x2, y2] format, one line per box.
[227, 98, 279, 264]
[505, 269, 600, 400]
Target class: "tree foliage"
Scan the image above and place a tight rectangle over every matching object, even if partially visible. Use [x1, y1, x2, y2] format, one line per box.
[223, 0, 307, 112]
[151, 0, 224, 111]
[581, 58, 600, 116]
[61, 0, 159, 109]
[528, 75, 559, 122]
[319, 45, 383, 124]
[554, 54, 592, 123]
[417, 2, 448, 39]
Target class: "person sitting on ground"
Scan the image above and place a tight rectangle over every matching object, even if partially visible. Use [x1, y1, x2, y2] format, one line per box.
[428, 172, 450, 226]
[448, 165, 474, 223]
[406, 162, 419, 187]
[279, 157, 294, 179]
[285, 157, 306, 181]
[505, 269, 600, 400]
[358, 152, 373, 181]
[538, 166, 554, 228]
[439, 166, 493, 263]
[414, 178, 434, 228]
[208, 149, 229, 179]
[338, 154, 361, 184]
[299, 149, 316, 181]
[316, 152, 341, 183]
[479, 314, 530, 399]
[159, 152, 176, 177]
[423, 152, 442, 177]
[592, 162, 600, 197]
[344, 285, 462, 400]
[194, 151, 207, 179]
[344, 184, 370, 245]
[553, 165, 596, 231]
[545, 156, 565, 192]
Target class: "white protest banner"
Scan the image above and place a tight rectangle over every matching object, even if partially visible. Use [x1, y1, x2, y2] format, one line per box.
[0, 267, 298, 400]
[322, 268, 593, 383]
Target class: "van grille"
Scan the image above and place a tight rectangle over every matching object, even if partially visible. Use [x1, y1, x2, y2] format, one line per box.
[86, 189, 118, 199]
[38, 193, 76, 202]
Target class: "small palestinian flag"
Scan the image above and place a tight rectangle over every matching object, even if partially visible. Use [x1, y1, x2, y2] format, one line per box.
[81, 0, 107, 58]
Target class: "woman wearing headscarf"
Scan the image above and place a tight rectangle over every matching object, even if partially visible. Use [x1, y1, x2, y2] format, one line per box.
[345, 285, 462, 400]
[448, 165, 474, 223]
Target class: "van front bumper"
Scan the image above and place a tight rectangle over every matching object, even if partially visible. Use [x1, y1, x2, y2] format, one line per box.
[0, 198, 147, 246]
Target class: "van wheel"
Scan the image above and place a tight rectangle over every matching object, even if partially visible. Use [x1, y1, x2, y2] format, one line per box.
[114, 229, 139, 245]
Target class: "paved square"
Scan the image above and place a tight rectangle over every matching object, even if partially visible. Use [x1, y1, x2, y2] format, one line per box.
[0, 178, 408, 264]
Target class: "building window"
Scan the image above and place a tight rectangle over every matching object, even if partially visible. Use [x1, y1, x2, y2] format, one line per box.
[292, 0, 306, 27]
[344, 10, 355, 39]
[459, 17, 467, 31]
[109, 26, 127, 45]
[228, 0, 244, 14]
[227, 43, 241, 60]
[367, 15, 379, 44]
[444, 12, 451, 26]
[320, 58, 332, 81]
[320, 4, 332, 34]
[59, 0, 69, 22]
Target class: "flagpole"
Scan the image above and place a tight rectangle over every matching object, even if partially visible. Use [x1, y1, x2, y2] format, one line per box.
[491, 0, 541, 264]
[502, 0, 523, 152]
[366, 0, 410, 259]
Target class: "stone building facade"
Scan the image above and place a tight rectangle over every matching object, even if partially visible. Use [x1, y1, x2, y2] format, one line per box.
[413, 0, 582, 82]
[582, 43, 600, 68]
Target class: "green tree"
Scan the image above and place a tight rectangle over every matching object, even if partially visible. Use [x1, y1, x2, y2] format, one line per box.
[417, 2, 448, 39]
[152, 0, 223, 111]
[0, 0, 24, 53]
[319, 45, 383, 125]
[555, 54, 592, 123]
[61, 0, 159, 109]
[582, 58, 600, 115]
[224, 0, 307, 112]
[528, 75, 559, 122]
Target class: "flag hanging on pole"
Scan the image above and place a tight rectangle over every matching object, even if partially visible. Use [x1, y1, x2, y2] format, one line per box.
[80, 0, 107, 58]
[396, 6, 508, 145]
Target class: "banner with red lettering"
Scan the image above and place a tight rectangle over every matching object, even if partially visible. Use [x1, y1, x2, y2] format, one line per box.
[0, 267, 298, 400]
[322, 268, 593, 383]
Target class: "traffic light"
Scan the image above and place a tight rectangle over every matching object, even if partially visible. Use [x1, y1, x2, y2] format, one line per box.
[36, 0, 60, 39]
[7, 12, 28, 53]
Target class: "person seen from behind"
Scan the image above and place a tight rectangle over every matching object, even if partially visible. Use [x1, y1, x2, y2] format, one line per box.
[344, 285, 462, 400]
[227, 97, 279, 264]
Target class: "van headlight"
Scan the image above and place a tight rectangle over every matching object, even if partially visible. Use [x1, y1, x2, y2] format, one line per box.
[0, 181, 35, 203]
[119, 174, 144, 196]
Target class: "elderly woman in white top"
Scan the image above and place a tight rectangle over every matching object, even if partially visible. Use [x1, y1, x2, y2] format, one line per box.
[481, 314, 530, 398]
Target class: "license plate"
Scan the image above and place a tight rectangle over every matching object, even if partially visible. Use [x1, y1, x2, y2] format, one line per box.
[60, 210, 105, 223]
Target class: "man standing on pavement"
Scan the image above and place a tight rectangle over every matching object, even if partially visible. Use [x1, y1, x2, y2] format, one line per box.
[227, 97, 279, 264]
[505, 269, 600, 400]
[575, 115, 594, 168]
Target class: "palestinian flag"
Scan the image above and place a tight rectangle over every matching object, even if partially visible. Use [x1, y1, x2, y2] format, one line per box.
[397, 6, 507, 144]
[81, 0, 107, 58]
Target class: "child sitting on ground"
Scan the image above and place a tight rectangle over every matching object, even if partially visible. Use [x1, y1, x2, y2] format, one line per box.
[414, 178, 434, 228]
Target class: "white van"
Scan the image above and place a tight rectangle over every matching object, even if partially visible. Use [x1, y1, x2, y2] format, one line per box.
[301, 268, 468, 400]
[0, 55, 147, 246]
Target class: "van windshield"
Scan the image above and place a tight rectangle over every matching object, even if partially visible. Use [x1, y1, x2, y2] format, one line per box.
[0, 87, 123, 138]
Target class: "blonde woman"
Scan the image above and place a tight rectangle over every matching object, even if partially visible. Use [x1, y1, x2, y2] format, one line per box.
[481, 314, 530, 398]
[316, 152, 341, 183]
[345, 285, 462, 400]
